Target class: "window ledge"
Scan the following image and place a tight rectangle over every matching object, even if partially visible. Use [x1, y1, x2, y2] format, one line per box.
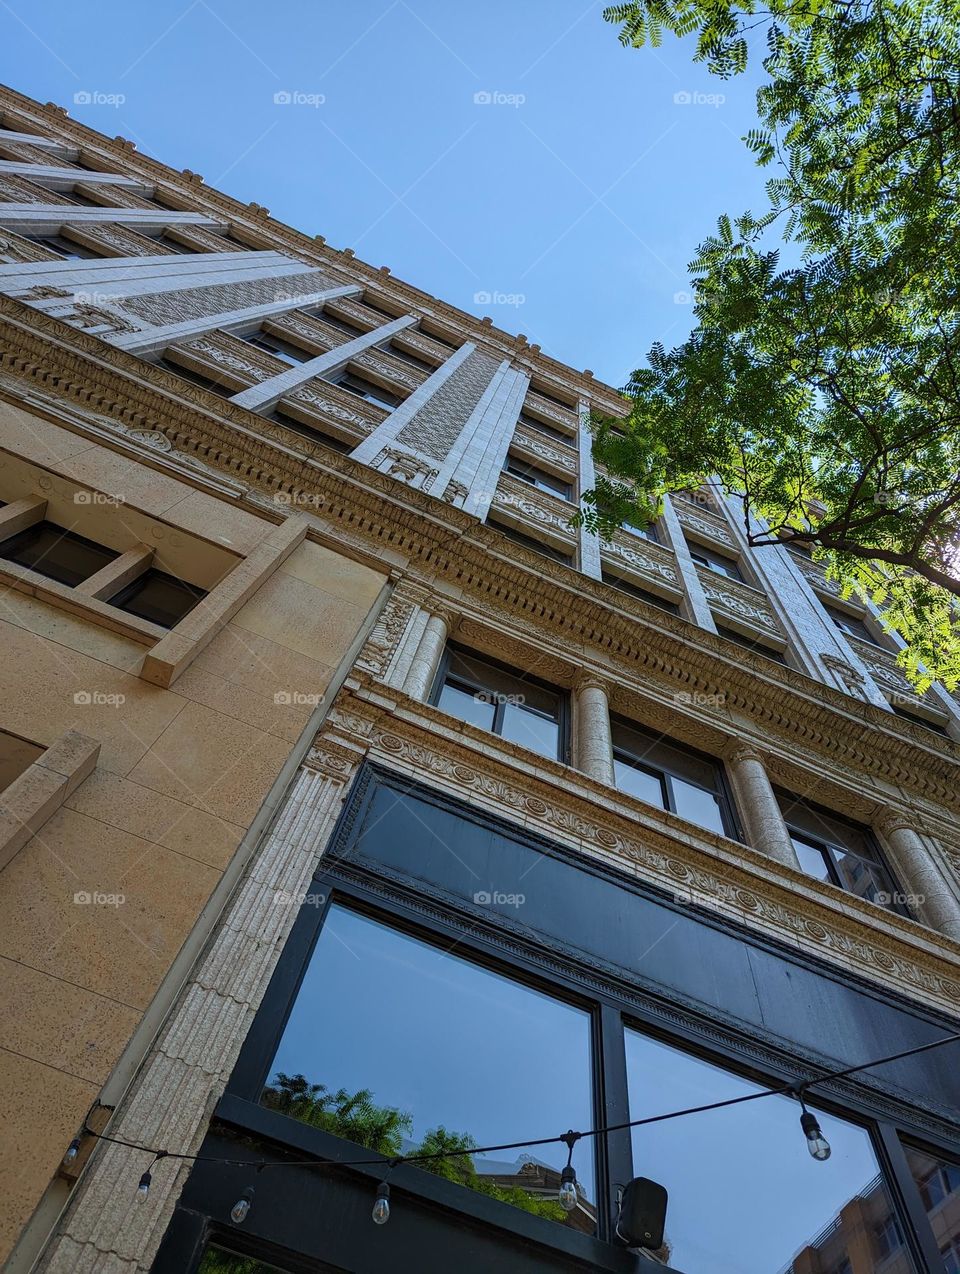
[0, 728, 99, 869]
[0, 559, 167, 644]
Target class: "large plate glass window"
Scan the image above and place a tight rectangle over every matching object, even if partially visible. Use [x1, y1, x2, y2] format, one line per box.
[260, 904, 597, 1233]
[625, 1028, 912, 1273]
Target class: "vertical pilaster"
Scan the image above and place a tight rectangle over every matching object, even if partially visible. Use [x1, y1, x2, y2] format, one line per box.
[725, 744, 801, 869]
[574, 675, 615, 784]
[659, 494, 716, 631]
[402, 610, 452, 701]
[576, 399, 602, 579]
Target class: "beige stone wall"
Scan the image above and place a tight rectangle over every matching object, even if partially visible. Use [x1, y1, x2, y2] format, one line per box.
[0, 409, 386, 1262]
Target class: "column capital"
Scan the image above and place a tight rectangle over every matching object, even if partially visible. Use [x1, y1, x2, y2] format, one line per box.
[426, 599, 458, 633]
[573, 670, 609, 696]
[875, 808, 919, 839]
[724, 741, 765, 767]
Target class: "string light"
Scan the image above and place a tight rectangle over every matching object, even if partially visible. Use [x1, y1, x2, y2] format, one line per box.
[230, 1187, 254, 1224]
[65, 1027, 960, 1229]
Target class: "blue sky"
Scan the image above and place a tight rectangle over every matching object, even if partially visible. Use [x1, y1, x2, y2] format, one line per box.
[0, 1, 770, 386]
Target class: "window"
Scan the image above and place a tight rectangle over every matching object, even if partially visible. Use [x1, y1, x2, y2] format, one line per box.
[873, 1214, 904, 1260]
[687, 542, 743, 581]
[490, 519, 573, 565]
[529, 383, 576, 411]
[516, 412, 576, 448]
[0, 729, 43, 792]
[318, 309, 364, 338]
[0, 520, 117, 587]
[944, 1241, 960, 1274]
[246, 332, 313, 365]
[776, 792, 906, 914]
[260, 904, 596, 1232]
[198, 1250, 285, 1274]
[156, 357, 235, 397]
[432, 646, 567, 762]
[624, 1028, 905, 1274]
[387, 341, 434, 372]
[716, 625, 787, 664]
[328, 371, 401, 411]
[602, 571, 679, 614]
[620, 517, 659, 542]
[611, 719, 734, 837]
[419, 324, 459, 350]
[27, 233, 101, 260]
[108, 568, 206, 629]
[269, 410, 352, 454]
[155, 233, 199, 255]
[824, 604, 877, 644]
[503, 456, 573, 501]
[890, 705, 950, 736]
[905, 1145, 960, 1262]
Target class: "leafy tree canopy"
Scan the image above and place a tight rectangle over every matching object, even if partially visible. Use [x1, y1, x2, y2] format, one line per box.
[584, 0, 960, 690]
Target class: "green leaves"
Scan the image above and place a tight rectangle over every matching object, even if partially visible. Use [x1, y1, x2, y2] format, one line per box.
[593, 0, 960, 690]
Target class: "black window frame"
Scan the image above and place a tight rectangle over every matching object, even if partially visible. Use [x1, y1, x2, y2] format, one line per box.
[0, 519, 118, 587]
[107, 566, 207, 630]
[488, 518, 574, 564]
[610, 715, 741, 840]
[163, 785, 960, 1274]
[824, 603, 880, 645]
[245, 331, 314, 366]
[601, 570, 679, 613]
[715, 624, 788, 664]
[430, 643, 570, 764]
[686, 541, 744, 581]
[503, 455, 573, 502]
[516, 411, 577, 449]
[328, 370, 402, 411]
[27, 232, 102, 260]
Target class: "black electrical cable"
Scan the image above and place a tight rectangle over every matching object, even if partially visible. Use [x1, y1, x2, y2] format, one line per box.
[77, 1027, 960, 1176]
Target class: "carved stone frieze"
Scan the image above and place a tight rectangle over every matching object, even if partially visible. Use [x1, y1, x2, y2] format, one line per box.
[524, 390, 578, 429]
[493, 473, 577, 541]
[121, 268, 333, 327]
[510, 424, 578, 474]
[373, 447, 439, 490]
[602, 534, 679, 586]
[354, 592, 417, 678]
[70, 221, 176, 258]
[0, 230, 57, 264]
[180, 332, 279, 382]
[698, 571, 779, 630]
[354, 346, 424, 391]
[821, 653, 868, 694]
[675, 505, 735, 548]
[289, 380, 383, 431]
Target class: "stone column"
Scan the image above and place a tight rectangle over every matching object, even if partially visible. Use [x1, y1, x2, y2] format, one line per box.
[876, 811, 960, 942]
[725, 744, 801, 869]
[402, 609, 452, 701]
[574, 675, 615, 785]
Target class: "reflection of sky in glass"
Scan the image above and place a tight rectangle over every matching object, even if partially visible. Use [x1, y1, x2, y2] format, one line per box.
[626, 1030, 898, 1274]
[670, 777, 726, 836]
[268, 906, 595, 1207]
[499, 702, 560, 758]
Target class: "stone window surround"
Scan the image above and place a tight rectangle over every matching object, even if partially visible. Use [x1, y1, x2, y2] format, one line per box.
[396, 607, 960, 944]
[0, 727, 99, 870]
[0, 490, 310, 690]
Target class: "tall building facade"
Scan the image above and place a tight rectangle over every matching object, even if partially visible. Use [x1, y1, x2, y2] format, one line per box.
[0, 85, 958, 1274]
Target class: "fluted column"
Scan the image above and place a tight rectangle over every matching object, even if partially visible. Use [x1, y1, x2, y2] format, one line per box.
[876, 812, 960, 942]
[725, 744, 801, 869]
[402, 609, 452, 701]
[574, 674, 615, 785]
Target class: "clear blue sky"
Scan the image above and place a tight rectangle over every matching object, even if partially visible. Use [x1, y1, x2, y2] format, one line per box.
[0, 0, 770, 386]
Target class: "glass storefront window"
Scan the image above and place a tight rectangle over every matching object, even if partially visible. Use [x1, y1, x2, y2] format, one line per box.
[625, 1028, 913, 1273]
[261, 905, 597, 1233]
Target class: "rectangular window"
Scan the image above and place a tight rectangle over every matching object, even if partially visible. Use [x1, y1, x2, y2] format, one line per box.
[27, 233, 101, 260]
[624, 1028, 909, 1274]
[776, 791, 906, 914]
[528, 384, 576, 412]
[246, 332, 313, 365]
[156, 357, 235, 398]
[318, 309, 365, 338]
[602, 571, 679, 614]
[611, 718, 733, 837]
[891, 705, 950, 736]
[824, 604, 876, 644]
[107, 568, 206, 629]
[716, 625, 787, 664]
[503, 456, 573, 501]
[0, 521, 117, 587]
[489, 519, 573, 565]
[432, 646, 567, 762]
[329, 371, 401, 411]
[269, 410, 352, 454]
[156, 233, 199, 255]
[260, 904, 596, 1233]
[686, 542, 743, 581]
[387, 341, 435, 372]
[0, 729, 43, 792]
[516, 412, 577, 448]
[620, 517, 659, 543]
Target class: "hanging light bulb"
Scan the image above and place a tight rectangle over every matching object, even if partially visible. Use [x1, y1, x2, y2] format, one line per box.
[800, 1110, 832, 1161]
[63, 1138, 81, 1165]
[230, 1187, 254, 1224]
[372, 1181, 391, 1225]
[137, 1169, 152, 1200]
[559, 1164, 579, 1212]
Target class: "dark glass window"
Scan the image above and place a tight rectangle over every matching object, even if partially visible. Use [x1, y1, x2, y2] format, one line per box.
[529, 384, 576, 411]
[624, 1028, 907, 1274]
[716, 625, 787, 664]
[432, 646, 567, 762]
[157, 357, 235, 397]
[387, 341, 435, 371]
[317, 309, 365, 338]
[516, 412, 576, 448]
[156, 233, 199, 255]
[503, 457, 573, 501]
[776, 791, 906, 914]
[905, 1144, 960, 1266]
[0, 729, 43, 792]
[261, 904, 596, 1232]
[620, 517, 659, 542]
[108, 568, 206, 629]
[27, 233, 101, 260]
[329, 372, 401, 411]
[419, 324, 459, 350]
[890, 705, 950, 736]
[824, 604, 877, 644]
[611, 719, 733, 836]
[0, 520, 117, 586]
[269, 410, 352, 454]
[687, 541, 743, 580]
[489, 519, 573, 564]
[246, 332, 313, 365]
[602, 571, 679, 613]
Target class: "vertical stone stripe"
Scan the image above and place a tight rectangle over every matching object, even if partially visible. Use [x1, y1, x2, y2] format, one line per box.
[393, 348, 502, 462]
[659, 494, 717, 631]
[577, 399, 601, 579]
[460, 368, 530, 521]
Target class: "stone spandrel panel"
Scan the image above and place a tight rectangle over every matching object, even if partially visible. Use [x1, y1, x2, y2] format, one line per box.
[395, 348, 501, 462]
[119, 269, 334, 328]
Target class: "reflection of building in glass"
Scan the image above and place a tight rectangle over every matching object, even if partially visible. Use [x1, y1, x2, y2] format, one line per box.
[478, 1156, 598, 1235]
